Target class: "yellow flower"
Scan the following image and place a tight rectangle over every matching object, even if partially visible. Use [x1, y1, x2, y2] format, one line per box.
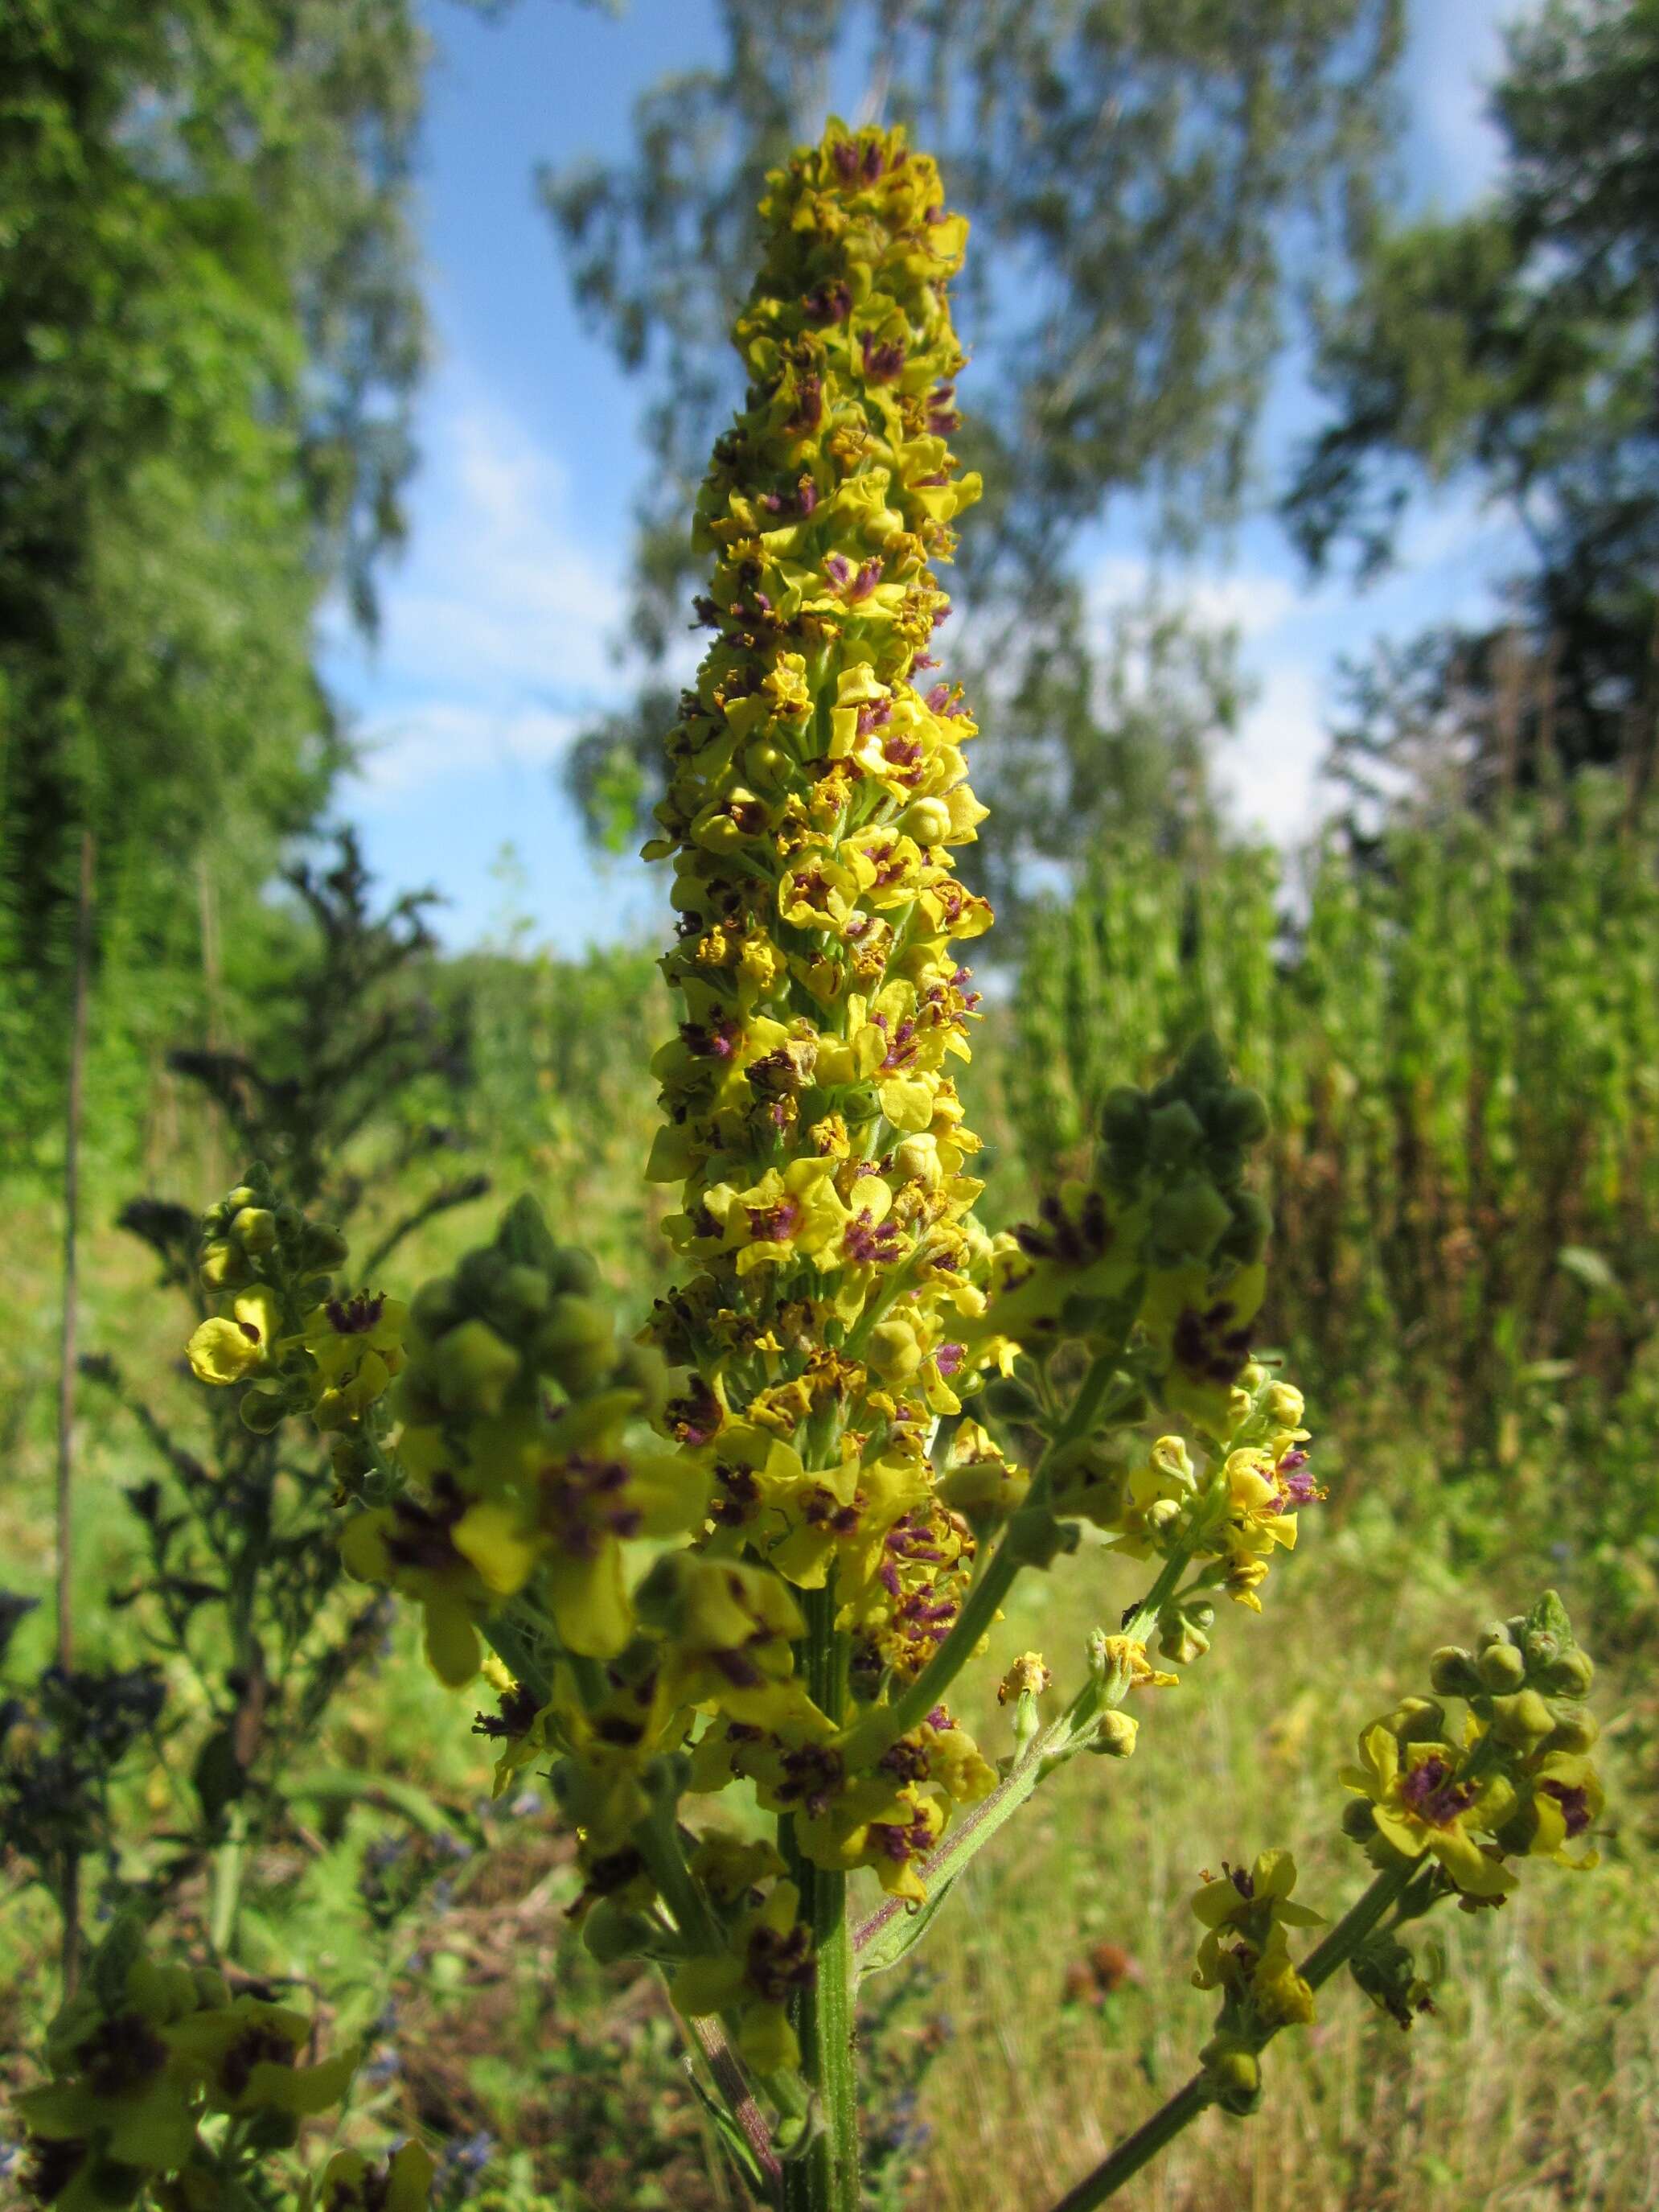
[1190, 1848, 1322, 2027]
[184, 1289, 281, 1386]
[339, 1503, 488, 1688]
[306, 2143, 434, 2212]
[162, 1997, 356, 2117]
[670, 1881, 815, 2073]
[302, 1291, 407, 1428]
[1341, 1722, 1515, 1898]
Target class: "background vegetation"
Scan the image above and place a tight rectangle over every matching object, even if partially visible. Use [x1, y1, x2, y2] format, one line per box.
[4, 1, 1657, 2206]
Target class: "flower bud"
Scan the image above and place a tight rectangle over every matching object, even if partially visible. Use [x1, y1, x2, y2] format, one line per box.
[1201, 2040, 1261, 2117]
[997, 1652, 1052, 1705]
[1341, 1798, 1379, 1844]
[1211, 1085, 1271, 1149]
[901, 796, 953, 845]
[1544, 1704, 1599, 1755]
[1149, 1177, 1233, 1263]
[409, 1276, 460, 1340]
[536, 1294, 615, 1392]
[1538, 1646, 1594, 1698]
[1490, 1688, 1555, 1749]
[493, 1264, 552, 1324]
[1476, 1641, 1526, 1692]
[297, 1221, 350, 1272]
[199, 1238, 253, 1291]
[1263, 1382, 1304, 1428]
[1385, 1696, 1446, 1745]
[583, 1899, 662, 1964]
[1429, 1645, 1481, 1696]
[893, 1131, 942, 1187]
[230, 1206, 277, 1254]
[1088, 1710, 1139, 1758]
[433, 1318, 523, 1416]
[239, 1388, 289, 1435]
[868, 1317, 922, 1384]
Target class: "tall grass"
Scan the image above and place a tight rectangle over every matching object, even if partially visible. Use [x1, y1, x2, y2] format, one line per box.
[1012, 775, 1659, 1445]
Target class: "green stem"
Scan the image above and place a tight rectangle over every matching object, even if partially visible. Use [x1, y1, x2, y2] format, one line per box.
[884, 1347, 1127, 1738]
[1044, 1861, 1418, 2212]
[855, 1548, 1191, 1971]
[210, 1800, 248, 1956]
[783, 1582, 860, 2212]
[1046, 2077, 1213, 2212]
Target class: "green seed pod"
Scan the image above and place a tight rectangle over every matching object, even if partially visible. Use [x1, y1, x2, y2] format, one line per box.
[1476, 1641, 1526, 1692]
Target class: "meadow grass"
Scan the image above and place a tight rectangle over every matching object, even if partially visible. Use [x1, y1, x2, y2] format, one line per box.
[2, 1022, 1653, 2211]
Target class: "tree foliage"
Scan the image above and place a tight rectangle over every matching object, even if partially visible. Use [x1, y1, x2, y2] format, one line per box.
[0, 0, 431, 1130]
[542, 0, 1406, 898]
[1284, 0, 1659, 801]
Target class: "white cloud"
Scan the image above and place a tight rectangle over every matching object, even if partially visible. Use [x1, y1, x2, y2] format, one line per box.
[349, 697, 584, 799]
[1216, 661, 1329, 845]
[1086, 553, 1298, 642]
[327, 361, 634, 795]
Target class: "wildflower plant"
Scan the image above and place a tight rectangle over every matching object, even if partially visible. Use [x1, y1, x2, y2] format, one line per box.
[12, 122, 1611, 2212]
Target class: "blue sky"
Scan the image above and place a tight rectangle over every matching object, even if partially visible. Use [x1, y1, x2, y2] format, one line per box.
[323, 0, 1527, 952]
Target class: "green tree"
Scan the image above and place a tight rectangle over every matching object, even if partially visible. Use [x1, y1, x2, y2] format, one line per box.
[1284, 0, 1659, 804]
[543, 0, 1406, 907]
[0, 0, 433, 1149]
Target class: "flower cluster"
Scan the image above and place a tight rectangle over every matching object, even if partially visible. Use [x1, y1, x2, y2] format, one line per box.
[1186, 1590, 1604, 2121]
[629, 117, 1012, 1902]
[1341, 1589, 1604, 1898]
[1050, 1364, 1318, 1624]
[14, 1919, 365, 2210]
[185, 1163, 405, 1462]
[971, 1034, 1275, 1425]
[341, 1196, 699, 1685]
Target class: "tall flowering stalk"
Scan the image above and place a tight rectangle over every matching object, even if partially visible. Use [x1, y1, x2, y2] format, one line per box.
[32, 119, 1610, 2212]
[638, 121, 999, 2210]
